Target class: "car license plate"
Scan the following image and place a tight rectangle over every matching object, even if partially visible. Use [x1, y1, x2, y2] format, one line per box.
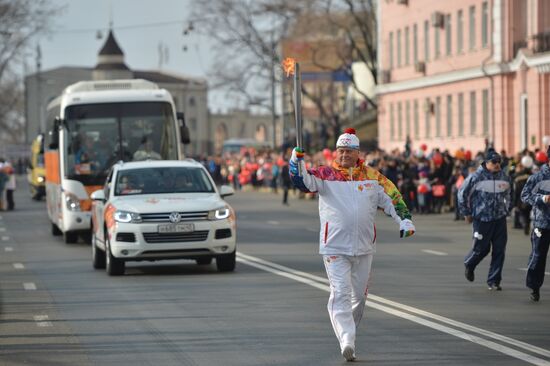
[158, 223, 194, 233]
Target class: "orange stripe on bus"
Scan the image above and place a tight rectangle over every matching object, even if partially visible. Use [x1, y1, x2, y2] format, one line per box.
[45, 151, 60, 184]
[80, 186, 103, 212]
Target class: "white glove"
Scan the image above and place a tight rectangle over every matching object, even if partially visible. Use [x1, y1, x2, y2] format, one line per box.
[290, 147, 304, 164]
[400, 219, 415, 238]
[289, 147, 305, 176]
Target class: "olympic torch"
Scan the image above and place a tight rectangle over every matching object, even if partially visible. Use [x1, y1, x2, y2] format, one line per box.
[282, 57, 304, 174]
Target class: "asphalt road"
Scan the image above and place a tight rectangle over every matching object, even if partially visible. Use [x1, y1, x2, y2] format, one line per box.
[1, 178, 549, 366]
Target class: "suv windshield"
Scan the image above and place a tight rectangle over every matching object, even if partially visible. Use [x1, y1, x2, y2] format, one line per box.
[64, 102, 178, 185]
[115, 167, 215, 196]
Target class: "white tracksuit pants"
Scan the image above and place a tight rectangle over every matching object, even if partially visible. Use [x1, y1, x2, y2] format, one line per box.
[323, 254, 373, 351]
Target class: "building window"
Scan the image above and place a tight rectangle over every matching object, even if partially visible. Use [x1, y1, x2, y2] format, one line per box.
[398, 102, 403, 140]
[406, 101, 411, 138]
[425, 98, 431, 138]
[435, 24, 441, 58]
[446, 95, 453, 137]
[457, 10, 464, 53]
[424, 20, 430, 62]
[397, 29, 402, 67]
[470, 91, 477, 135]
[482, 2, 488, 48]
[190, 118, 197, 131]
[469, 6, 476, 50]
[390, 103, 395, 140]
[445, 14, 452, 56]
[458, 93, 464, 136]
[189, 96, 196, 107]
[389, 32, 394, 69]
[435, 96, 441, 137]
[414, 100, 419, 139]
[482, 89, 489, 135]
[405, 26, 410, 65]
[413, 24, 418, 64]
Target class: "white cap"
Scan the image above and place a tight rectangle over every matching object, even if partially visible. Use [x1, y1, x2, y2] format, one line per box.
[336, 128, 360, 150]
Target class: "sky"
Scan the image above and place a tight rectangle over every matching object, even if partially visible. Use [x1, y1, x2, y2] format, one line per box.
[32, 0, 231, 112]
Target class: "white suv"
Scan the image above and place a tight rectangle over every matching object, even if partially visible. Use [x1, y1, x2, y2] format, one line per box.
[90, 160, 236, 275]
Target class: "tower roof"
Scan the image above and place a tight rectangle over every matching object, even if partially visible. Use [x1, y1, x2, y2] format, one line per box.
[95, 29, 130, 71]
[98, 30, 124, 56]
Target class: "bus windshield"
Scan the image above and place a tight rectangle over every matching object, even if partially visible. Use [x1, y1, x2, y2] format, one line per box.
[64, 102, 178, 185]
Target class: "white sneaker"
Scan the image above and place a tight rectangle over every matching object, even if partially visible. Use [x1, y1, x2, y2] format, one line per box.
[342, 345, 356, 362]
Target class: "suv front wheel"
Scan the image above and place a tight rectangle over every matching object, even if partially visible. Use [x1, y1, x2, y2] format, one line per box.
[92, 232, 106, 269]
[216, 250, 236, 272]
[106, 236, 125, 276]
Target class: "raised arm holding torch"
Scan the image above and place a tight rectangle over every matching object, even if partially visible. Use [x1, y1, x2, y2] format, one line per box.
[282, 57, 304, 174]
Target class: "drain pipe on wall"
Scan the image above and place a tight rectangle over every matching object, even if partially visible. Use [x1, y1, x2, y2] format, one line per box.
[481, 0, 501, 152]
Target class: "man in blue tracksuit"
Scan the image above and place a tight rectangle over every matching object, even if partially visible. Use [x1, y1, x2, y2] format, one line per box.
[520, 146, 550, 302]
[458, 150, 512, 290]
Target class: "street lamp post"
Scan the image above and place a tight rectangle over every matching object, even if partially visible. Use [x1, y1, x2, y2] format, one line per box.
[270, 35, 277, 150]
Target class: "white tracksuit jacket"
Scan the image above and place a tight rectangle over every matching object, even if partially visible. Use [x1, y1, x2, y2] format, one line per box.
[295, 160, 403, 254]
[291, 159, 408, 353]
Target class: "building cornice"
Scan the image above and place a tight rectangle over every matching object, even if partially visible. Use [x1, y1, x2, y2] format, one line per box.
[376, 51, 550, 95]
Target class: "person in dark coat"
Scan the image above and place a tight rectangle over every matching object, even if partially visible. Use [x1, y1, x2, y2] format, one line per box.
[281, 158, 292, 205]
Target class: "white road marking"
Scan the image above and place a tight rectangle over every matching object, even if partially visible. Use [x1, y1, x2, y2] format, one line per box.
[519, 268, 550, 276]
[267, 220, 280, 225]
[23, 283, 37, 290]
[4, 246, 13, 252]
[422, 249, 448, 256]
[0, 227, 6, 232]
[13, 263, 24, 269]
[1, 236, 9, 241]
[33, 315, 52, 327]
[237, 252, 550, 365]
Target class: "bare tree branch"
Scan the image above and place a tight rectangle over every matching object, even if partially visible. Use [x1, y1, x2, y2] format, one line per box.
[0, 0, 61, 143]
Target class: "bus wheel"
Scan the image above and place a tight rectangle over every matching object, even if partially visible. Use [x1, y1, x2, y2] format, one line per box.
[51, 223, 62, 236]
[81, 231, 92, 245]
[64, 231, 79, 244]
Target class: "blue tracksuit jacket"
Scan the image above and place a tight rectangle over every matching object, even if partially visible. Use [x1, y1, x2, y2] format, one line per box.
[458, 164, 512, 222]
[521, 164, 550, 229]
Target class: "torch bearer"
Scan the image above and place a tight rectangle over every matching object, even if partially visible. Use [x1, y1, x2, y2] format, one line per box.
[282, 57, 304, 174]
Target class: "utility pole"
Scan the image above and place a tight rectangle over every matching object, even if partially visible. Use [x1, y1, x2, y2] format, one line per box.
[36, 43, 43, 134]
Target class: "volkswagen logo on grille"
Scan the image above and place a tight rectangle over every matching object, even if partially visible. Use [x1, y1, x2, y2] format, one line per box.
[169, 212, 181, 223]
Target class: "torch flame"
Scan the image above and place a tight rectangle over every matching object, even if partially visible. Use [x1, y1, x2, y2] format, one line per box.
[282, 57, 296, 77]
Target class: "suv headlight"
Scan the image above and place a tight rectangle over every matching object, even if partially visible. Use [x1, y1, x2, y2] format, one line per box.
[114, 210, 142, 223]
[65, 192, 81, 211]
[208, 206, 230, 220]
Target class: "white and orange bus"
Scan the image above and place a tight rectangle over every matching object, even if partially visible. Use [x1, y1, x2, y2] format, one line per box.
[45, 79, 190, 243]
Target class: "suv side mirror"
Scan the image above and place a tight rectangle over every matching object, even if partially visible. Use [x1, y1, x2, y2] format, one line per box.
[219, 185, 235, 198]
[90, 189, 106, 202]
[177, 112, 191, 144]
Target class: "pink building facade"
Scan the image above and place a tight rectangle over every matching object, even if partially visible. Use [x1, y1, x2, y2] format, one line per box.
[376, 0, 550, 154]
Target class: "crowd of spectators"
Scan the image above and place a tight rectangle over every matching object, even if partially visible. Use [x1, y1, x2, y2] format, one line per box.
[193, 142, 549, 236]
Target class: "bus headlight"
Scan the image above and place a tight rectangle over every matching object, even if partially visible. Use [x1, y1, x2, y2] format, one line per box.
[114, 210, 142, 223]
[208, 206, 230, 220]
[65, 193, 81, 211]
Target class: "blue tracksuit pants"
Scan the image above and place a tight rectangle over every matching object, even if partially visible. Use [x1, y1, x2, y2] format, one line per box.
[464, 217, 507, 286]
[526, 228, 550, 291]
